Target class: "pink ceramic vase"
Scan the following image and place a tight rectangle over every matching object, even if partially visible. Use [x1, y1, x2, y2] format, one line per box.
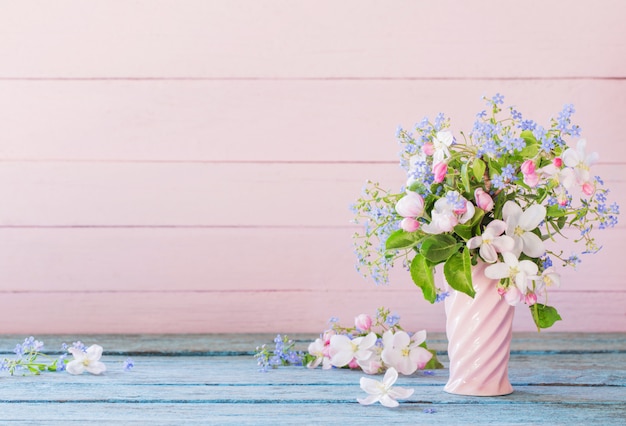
[444, 260, 514, 396]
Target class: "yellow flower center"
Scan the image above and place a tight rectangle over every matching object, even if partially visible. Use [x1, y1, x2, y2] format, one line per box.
[514, 226, 525, 237]
[401, 348, 410, 357]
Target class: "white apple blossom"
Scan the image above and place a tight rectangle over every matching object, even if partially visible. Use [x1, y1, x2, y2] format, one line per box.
[380, 330, 432, 375]
[502, 201, 546, 258]
[66, 344, 107, 375]
[485, 252, 538, 294]
[421, 196, 475, 235]
[329, 332, 377, 368]
[466, 220, 515, 263]
[562, 139, 599, 187]
[306, 338, 332, 369]
[357, 367, 414, 408]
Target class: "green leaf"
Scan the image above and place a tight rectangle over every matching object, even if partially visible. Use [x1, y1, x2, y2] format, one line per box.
[531, 304, 562, 330]
[461, 162, 470, 192]
[410, 254, 437, 303]
[472, 159, 486, 181]
[520, 130, 538, 145]
[421, 346, 445, 370]
[385, 229, 423, 251]
[546, 205, 568, 218]
[453, 208, 485, 241]
[421, 235, 461, 263]
[443, 248, 475, 298]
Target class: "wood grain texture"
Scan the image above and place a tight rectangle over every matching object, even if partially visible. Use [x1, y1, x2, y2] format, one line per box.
[0, 1, 624, 334]
[0, 290, 624, 334]
[1, 0, 625, 78]
[1, 80, 625, 162]
[0, 334, 624, 424]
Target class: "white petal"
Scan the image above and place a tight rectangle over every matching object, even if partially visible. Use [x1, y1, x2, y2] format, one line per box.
[520, 232, 545, 258]
[502, 201, 521, 224]
[485, 263, 510, 279]
[388, 386, 415, 400]
[360, 377, 383, 395]
[487, 220, 507, 235]
[411, 330, 427, 346]
[85, 344, 104, 361]
[330, 350, 354, 368]
[519, 204, 546, 231]
[392, 331, 411, 348]
[379, 394, 400, 408]
[65, 360, 85, 375]
[479, 243, 498, 263]
[562, 147, 580, 167]
[357, 395, 381, 405]
[491, 235, 515, 253]
[382, 366, 399, 387]
[467, 236, 482, 249]
[85, 361, 107, 375]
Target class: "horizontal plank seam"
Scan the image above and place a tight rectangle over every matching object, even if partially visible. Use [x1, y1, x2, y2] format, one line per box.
[0, 225, 357, 229]
[1, 77, 626, 81]
[1, 289, 624, 295]
[0, 159, 623, 166]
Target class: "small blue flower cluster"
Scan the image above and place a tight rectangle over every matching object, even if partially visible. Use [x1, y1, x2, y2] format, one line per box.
[254, 334, 304, 372]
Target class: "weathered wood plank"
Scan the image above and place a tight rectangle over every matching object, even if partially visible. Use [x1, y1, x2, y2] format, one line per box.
[2, 333, 624, 355]
[1, 80, 625, 162]
[0, 162, 622, 227]
[2, 227, 622, 293]
[0, 290, 624, 334]
[1, 0, 624, 78]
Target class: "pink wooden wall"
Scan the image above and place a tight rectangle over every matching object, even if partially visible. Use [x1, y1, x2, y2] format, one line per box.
[1, 0, 625, 334]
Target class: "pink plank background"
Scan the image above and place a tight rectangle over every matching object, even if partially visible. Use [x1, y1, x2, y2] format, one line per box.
[0, 1, 625, 334]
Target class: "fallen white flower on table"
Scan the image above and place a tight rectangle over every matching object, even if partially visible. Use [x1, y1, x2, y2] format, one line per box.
[66, 344, 107, 375]
[357, 367, 414, 408]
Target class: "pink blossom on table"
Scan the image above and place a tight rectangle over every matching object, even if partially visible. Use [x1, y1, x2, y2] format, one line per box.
[380, 330, 432, 375]
[502, 201, 546, 258]
[466, 220, 515, 263]
[474, 188, 494, 212]
[348, 358, 360, 369]
[354, 314, 373, 332]
[395, 191, 425, 219]
[421, 142, 435, 156]
[485, 252, 539, 295]
[400, 217, 420, 232]
[357, 349, 384, 375]
[329, 332, 377, 368]
[357, 367, 414, 408]
[432, 161, 448, 183]
[306, 338, 332, 369]
[66, 344, 107, 375]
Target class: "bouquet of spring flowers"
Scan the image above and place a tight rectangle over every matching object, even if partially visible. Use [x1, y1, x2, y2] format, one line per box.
[352, 94, 619, 330]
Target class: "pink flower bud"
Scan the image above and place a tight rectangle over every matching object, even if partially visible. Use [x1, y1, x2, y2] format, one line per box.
[525, 292, 538, 306]
[553, 157, 563, 168]
[520, 160, 536, 175]
[348, 358, 360, 369]
[354, 314, 373, 332]
[400, 217, 420, 232]
[432, 162, 448, 183]
[395, 192, 425, 218]
[421, 142, 435, 156]
[582, 182, 595, 196]
[474, 188, 494, 212]
[523, 172, 540, 188]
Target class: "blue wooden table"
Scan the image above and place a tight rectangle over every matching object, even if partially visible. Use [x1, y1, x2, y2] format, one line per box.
[1, 333, 625, 425]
